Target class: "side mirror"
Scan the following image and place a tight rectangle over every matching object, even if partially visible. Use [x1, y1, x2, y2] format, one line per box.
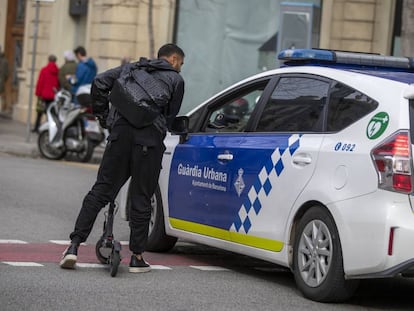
[170, 116, 189, 143]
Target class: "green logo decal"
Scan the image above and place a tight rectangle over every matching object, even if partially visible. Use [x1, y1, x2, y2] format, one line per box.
[366, 112, 389, 140]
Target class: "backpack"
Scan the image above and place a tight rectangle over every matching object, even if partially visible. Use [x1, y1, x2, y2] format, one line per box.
[109, 61, 171, 128]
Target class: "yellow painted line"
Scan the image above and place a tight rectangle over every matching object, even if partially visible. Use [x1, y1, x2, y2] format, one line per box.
[62, 161, 99, 170]
[169, 218, 284, 252]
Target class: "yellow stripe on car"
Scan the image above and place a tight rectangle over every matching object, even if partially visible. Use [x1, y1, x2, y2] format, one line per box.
[169, 218, 284, 252]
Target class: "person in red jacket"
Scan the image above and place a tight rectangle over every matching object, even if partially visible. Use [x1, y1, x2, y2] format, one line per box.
[32, 54, 59, 133]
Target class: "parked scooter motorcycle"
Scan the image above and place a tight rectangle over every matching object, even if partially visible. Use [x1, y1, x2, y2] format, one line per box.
[37, 85, 105, 162]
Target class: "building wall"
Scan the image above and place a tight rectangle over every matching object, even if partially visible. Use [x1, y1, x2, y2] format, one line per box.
[9, 0, 397, 123]
[320, 0, 396, 54]
[13, 0, 177, 123]
[0, 1, 7, 49]
[87, 0, 176, 71]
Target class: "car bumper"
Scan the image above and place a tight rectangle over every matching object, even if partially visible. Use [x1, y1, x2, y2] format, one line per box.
[328, 190, 414, 278]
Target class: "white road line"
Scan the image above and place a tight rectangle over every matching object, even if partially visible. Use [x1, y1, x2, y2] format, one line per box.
[49, 240, 71, 245]
[49, 240, 87, 245]
[0, 239, 28, 244]
[75, 263, 171, 270]
[190, 266, 229, 271]
[2, 262, 43, 267]
[49, 240, 129, 246]
[76, 263, 106, 268]
[150, 265, 171, 270]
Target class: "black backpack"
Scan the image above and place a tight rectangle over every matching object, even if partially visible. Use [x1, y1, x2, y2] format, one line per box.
[109, 59, 172, 128]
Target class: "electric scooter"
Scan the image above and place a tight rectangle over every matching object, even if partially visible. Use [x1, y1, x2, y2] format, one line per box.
[95, 201, 122, 277]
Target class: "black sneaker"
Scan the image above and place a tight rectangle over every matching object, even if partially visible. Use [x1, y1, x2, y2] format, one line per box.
[129, 254, 151, 273]
[59, 243, 78, 269]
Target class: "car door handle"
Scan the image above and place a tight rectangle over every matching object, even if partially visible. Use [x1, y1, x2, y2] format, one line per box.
[217, 154, 234, 161]
[292, 153, 312, 165]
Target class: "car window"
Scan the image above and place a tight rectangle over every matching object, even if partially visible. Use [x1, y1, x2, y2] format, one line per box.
[327, 82, 378, 131]
[202, 82, 268, 133]
[255, 77, 329, 132]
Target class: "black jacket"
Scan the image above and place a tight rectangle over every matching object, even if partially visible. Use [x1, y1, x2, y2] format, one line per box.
[91, 58, 184, 134]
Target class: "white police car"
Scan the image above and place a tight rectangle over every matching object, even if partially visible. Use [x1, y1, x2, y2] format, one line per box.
[120, 49, 414, 302]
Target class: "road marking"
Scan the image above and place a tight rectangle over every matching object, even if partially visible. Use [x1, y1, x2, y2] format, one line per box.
[150, 265, 172, 270]
[49, 240, 88, 246]
[0, 239, 28, 244]
[49, 240, 71, 245]
[190, 266, 229, 271]
[49, 240, 129, 246]
[76, 263, 106, 268]
[62, 161, 99, 170]
[2, 261, 44, 267]
[74, 264, 171, 270]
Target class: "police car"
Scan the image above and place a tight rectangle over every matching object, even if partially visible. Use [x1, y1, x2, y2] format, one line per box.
[120, 49, 414, 302]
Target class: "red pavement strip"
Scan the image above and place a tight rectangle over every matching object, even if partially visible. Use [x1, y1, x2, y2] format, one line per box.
[0, 243, 213, 266]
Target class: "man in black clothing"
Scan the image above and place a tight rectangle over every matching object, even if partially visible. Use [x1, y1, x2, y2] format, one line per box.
[60, 43, 185, 273]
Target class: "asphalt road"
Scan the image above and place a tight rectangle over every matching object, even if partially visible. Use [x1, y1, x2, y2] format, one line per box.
[1, 153, 413, 310]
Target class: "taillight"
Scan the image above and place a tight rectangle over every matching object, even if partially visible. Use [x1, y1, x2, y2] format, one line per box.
[371, 131, 413, 194]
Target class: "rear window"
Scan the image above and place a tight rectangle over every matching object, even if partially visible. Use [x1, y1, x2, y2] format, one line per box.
[327, 82, 378, 131]
[256, 77, 329, 132]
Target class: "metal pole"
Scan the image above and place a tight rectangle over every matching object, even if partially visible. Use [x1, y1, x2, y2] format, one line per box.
[26, 0, 40, 142]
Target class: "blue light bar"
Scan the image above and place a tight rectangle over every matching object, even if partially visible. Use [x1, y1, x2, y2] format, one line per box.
[278, 49, 414, 70]
[278, 49, 334, 62]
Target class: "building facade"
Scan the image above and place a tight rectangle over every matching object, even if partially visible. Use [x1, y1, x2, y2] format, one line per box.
[0, 0, 402, 123]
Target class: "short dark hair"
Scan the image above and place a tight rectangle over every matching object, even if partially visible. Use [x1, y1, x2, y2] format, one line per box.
[74, 46, 87, 57]
[157, 43, 185, 59]
[48, 54, 57, 62]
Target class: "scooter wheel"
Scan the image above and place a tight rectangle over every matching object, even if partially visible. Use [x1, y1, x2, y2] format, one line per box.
[110, 251, 121, 277]
[38, 130, 66, 160]
[95, 239, 110, 264]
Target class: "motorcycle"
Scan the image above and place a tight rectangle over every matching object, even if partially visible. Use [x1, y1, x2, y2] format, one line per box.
[37, 85, 105, 163]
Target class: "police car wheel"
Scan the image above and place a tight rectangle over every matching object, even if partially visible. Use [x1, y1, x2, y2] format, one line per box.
[293, 205, 359, 302]
[143, 186, 177, 252]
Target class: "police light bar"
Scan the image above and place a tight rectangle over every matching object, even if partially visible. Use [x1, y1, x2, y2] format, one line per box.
[278, 49, 414, 70]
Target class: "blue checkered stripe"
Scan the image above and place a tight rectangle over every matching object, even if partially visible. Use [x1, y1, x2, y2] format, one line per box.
[230, 134, 301, 234]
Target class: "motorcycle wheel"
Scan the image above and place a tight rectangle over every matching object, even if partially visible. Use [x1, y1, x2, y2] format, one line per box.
[38, 130, 66, 160]
[75, 138, 94, 163]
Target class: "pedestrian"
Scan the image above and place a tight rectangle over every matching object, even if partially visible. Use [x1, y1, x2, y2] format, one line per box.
[32, 54, 59, 133]
[72, 46, 97, 97]
[0, 45, 9, 114]
[60, 43, 185, 273]
[58, 50, 77, 91]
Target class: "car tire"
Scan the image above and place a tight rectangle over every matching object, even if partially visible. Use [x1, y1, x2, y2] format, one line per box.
[127, 184, 177, 252]
[293, 205, 359, 302]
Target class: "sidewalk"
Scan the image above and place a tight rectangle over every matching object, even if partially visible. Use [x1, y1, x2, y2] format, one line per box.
[0, 113, 103, 163]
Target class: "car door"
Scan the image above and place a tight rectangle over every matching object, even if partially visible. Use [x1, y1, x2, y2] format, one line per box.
[168, 74, 329, 252]
[234, 75, 329, 247]
[167, 78, 273, 242]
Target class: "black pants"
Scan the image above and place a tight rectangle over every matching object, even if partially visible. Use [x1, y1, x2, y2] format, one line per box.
[70, 123, 165, 254]
[33, 99, 52, 131]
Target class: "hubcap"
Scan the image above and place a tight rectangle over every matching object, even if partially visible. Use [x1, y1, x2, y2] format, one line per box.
[298, 219, 333, 287]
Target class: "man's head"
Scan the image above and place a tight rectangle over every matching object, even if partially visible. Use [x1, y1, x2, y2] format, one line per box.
[158, 43, 185, 72]
[48, 54, 57, 63]
[74, 46, 87, 61]
[64, 50, 76, 62]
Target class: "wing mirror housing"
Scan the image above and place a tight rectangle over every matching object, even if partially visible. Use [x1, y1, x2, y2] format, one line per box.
[170, 116, 189, 143]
